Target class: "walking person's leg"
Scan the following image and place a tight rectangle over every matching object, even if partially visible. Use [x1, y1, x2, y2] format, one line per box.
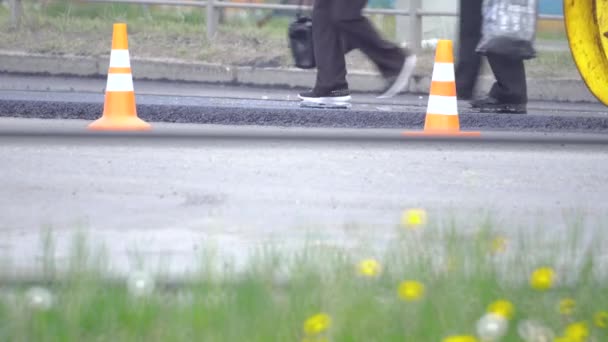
[465, 0, 527, 113]
[471, 53, 527, 113]
[298, 0, 351, 104]
[330, 0, 416, 98]
[455, 0, 483, 100]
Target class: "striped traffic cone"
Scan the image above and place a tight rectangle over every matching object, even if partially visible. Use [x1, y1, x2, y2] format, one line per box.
[88, 23, 151, 131]
[406, 40, 479, 137]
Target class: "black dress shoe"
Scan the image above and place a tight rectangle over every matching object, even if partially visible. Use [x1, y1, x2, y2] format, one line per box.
[470, 96, 527, 114]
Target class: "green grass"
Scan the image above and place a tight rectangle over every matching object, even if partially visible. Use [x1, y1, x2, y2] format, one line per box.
[0, 0, 293, 66]
[0, 220, 607, 341]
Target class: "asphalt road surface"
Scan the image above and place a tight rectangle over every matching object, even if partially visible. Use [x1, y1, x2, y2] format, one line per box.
[2, 74, 608, 133]
[1, 118, 607, 279]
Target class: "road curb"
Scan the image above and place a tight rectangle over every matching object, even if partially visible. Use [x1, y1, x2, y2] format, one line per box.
[0, 50, 598, 103]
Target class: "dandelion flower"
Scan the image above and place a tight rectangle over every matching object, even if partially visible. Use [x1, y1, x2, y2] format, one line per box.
[476, 313, 508, 341]
[487, 299, 515, 320]
[357, 259, 381, 278]
[529, 267, 555, 290]
[558, 298, 576, 316]
[25, 286, 54, 311]
[564, 322, 589, 341]
[594, 311, 608, 328]
[127, 271, 155, 297]
[442, 335, 478, 342]
[490, 236, 508, 254]
[303, 313, 332, 336]
[400, 209, 427, 229]
[397, 280, 425, 301]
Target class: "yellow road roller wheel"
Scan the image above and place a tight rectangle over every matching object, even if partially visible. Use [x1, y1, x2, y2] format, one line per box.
[565, 0, 608, 105]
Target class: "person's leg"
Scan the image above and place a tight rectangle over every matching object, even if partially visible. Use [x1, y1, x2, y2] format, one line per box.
[298, 0, 351, 104]
[330, 0, 416, 98]
[331, 0, 404, 77]
[310, 0, 347, 93]
[455, 0, 483, 100]
[487, 54, 527, 104]
[471, 53, 527, 113]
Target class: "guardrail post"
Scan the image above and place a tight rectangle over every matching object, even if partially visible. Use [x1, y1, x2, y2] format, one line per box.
[409, 0, 422, 52]
[9, 0, 23, 29]
[206, 0, 217, 40]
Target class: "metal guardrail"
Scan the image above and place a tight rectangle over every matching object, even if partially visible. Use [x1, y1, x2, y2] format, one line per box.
[8, 0, 564, 51]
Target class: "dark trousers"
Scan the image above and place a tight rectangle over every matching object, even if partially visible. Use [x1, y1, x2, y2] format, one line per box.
[456, 0, 528, 103]
[312, 0, 406, 92]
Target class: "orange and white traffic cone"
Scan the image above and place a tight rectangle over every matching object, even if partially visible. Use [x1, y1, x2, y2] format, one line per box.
[88, 23, 151, 131]
[405, 40, 479, 137]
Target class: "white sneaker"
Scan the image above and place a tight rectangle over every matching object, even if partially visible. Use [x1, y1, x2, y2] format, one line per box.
[377, 54, 417, 99]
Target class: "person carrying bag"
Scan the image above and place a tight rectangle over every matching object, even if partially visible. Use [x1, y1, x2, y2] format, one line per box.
[294, 0, 417, 107]
[456, 0, 538, 114]
[476, 0, 538, 59]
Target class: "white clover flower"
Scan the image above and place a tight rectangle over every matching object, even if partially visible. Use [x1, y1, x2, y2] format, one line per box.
[127, 271, 155, 298]
[517, 320, 555, 342]
[476, 313, 508, 341]
[25, 286, 54, 311]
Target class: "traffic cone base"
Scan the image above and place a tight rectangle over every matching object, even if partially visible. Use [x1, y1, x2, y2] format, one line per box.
[404, 131, 481, 137]
[406, 39, 479, 137]
[88, 116, 151, 131]
[404, 114, 479, 136]
[88, 23, 150, 131]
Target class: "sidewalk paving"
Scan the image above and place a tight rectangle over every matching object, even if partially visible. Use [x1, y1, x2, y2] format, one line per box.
[0, 50, 600, 104]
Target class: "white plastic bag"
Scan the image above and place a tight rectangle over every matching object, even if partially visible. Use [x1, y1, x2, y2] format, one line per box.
[476, 0, 538, 59]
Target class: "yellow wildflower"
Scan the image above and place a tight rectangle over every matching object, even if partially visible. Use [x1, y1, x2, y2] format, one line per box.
[530, 267, 555, 290]
[564, 322, 589, 341]
[442, 335, 478, 342]
[357, 259, 381, 278]
[303, 313, 332, 336]
[559, 298, 576, 316]
[487, 299, 515, 320]
[400, 209, 427, 229]
[397, 280, 425, 301]
[490, 236, 508, 254]
[594, 311, 608, 328]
